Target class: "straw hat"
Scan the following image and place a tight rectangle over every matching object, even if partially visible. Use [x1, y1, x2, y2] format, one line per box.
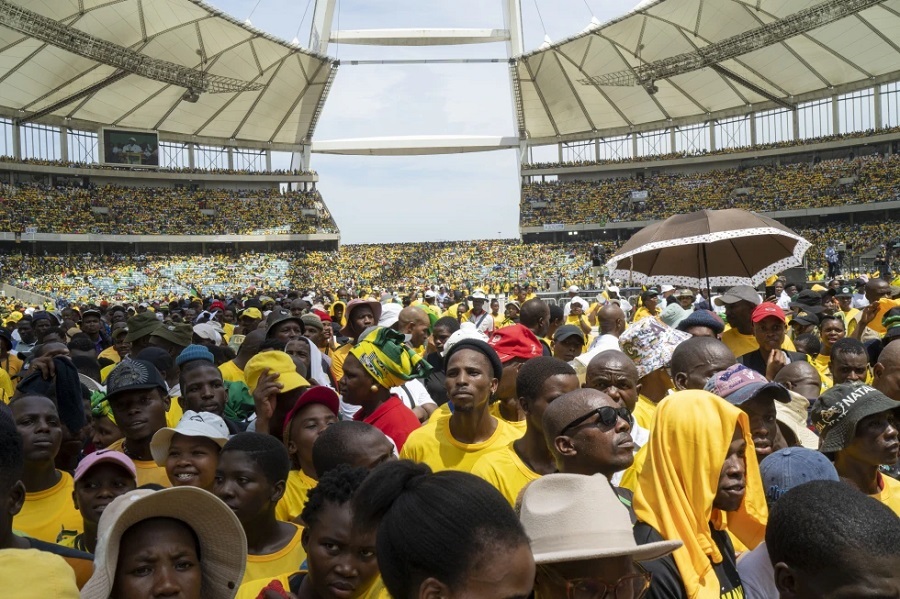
[519, 473, 681, 564]
[81, 487, 246, 599]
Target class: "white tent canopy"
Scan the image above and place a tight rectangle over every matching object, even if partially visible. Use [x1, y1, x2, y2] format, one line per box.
[513, 0, 900, 144]
[0, 0, 337, 149]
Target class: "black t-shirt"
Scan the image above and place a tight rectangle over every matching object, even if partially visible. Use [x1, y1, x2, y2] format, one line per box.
[633, 522, 743, 599]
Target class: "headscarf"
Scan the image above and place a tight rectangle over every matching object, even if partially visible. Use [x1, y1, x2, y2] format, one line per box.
[301, 336, 332, 388]
[90, 390, 116, 425]
[331, 300, 347, 327]
[633, 390, 767, 599]
[350, 327, 432, 390]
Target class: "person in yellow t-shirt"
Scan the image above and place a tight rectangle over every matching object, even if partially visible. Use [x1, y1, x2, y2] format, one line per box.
[220, 329, 265, 383]
[0, 328, 23, 379]
[400, 339, 522, 472]
[812, 314, 846, 390]
[238, 464, 389, 599]
[631, 289, 660, 323]
[104, 359, 173, 487]
[330, 299, 381, 389]
[97, 324, 129, 367]
[718, 285, 797, 356]
[57, 449, 137, 553]
[811, 383, 900, 516]
[214, 432, 307, 584]
[275, 387, 341, 522]
[11, 395, 83, 542]
[471, 357, 580, 506]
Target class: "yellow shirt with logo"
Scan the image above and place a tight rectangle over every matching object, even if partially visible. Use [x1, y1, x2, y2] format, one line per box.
[16, 471, 82, 543]
[106, 438, 172, 487]
[97, 346, 121, 365]
[243, 523, 307, 585]
[400, 412, 523, 473]
[470, 441, 541, 507]
[812, 353, 833, 390]
[275, 470, 317, 523]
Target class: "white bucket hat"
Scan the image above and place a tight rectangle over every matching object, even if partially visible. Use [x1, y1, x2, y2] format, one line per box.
[81, 487, 246, 599]
[519, 473, 681, 564]
[150, 410, 230, 466]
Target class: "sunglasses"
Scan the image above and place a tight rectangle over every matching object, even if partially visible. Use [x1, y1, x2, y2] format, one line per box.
[560, 406, 633, 436]
[538, 563, 651, 599]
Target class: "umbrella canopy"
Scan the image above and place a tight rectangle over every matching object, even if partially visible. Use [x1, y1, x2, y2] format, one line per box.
[606, 209, 811, 288]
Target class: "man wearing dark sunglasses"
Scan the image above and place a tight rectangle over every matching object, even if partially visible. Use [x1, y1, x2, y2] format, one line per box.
[520, 473, 681, 599]
[543, 389, 636, 511]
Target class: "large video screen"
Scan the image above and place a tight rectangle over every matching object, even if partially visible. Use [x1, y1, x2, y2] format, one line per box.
[100, 128, 159, 167]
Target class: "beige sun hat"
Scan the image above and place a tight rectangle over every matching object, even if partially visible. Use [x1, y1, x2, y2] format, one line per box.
[81, 487, 246, 599]
[519, 473, 682, 564]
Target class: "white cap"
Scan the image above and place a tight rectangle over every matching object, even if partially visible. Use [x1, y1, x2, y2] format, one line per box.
[379, 303, 402, 327]
[192, 323, 221, 344]
[150, 411, 230, 466]
[660, 285, 675, 293]
[567, 285, 579, 293]
[424, 290, 437, 298]
[441, 322, 489, 357]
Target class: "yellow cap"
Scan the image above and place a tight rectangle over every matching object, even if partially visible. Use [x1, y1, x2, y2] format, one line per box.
[765, 274, 779, 286]
[244, 351, 309, 394]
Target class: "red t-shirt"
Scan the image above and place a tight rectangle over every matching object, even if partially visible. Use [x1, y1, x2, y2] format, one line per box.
[354, 396, 420, 451]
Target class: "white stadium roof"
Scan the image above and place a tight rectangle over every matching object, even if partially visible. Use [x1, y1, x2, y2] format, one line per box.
[0, 0, 337, 150]
[513, 0, 900, 144]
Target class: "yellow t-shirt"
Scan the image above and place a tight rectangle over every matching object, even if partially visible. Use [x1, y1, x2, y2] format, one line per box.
[243, 523, 307, 584]
[275, 470, 317, 523]
[106, 438, 171, 487]
[0, 367, 13, 404]
[97, 346, 121, 365]
[16, 471, 82, 543]
[330, 344, 352, 388]
[874, 473, 900, 516]
[2, 352, 23, 378]
[100, 363, 115, 383]
[812, 353, 833, 391]
[399, 413, 523, 473]
[470, 441, 541, 507]
[632, 395, 658, 433]
[720, 327, 796, 359]
[166, 397, 184, 428]
[219, 360, 244, 383]
[632, 307, 657, 323]
[236, 571, 389, 599]
[488, 402, 527, 435]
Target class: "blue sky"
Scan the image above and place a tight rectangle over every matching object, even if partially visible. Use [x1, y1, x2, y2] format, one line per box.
[210, 0, 639, 243]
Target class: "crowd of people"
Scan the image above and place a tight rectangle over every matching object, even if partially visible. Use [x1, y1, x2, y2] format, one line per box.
[0, 156, 315, 177]
[0, 183, 336, 236]
[522, 152, 900, 227]
[522, 126, 900, 170]
[0, 242, 602, 303]
[3, 271, 900, 598]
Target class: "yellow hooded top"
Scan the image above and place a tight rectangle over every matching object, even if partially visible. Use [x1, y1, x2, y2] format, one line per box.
[330, 300, 347, 327]
[634, 390, 767, 599]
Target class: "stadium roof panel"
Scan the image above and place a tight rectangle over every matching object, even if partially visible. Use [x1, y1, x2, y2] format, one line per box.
[514, 0, 900, 144]
[0, 0, 337, 149]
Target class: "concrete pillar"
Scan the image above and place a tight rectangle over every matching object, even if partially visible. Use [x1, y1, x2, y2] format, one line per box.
[669, 127, 676, 152]
[874, 86, 883, 130]
[227, 147, 234, 170]
[558, 142, 563, 163]
[832, 94, 840, 134]
[11, 122, 20, 159]
[266, 149, 272, 172]
[60, 128, 68, 162]
[792, 108, 800, 140]
[709, 121, 717, 151]
[188, 144, 195, 169]
[631, 133, 638, 158]
[749, 113, 757, 146]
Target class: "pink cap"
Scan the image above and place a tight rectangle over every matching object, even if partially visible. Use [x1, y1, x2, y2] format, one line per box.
[74, 449, 137, 483]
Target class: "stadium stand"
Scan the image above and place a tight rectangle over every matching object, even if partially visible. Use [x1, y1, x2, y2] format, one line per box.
[0, 156, 315, 176]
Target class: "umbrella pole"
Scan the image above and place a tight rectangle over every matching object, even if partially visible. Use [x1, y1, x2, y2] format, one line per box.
[702, 245, 711, 300]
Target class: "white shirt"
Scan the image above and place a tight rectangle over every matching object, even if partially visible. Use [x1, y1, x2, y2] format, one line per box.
[468, 312, 494, 333]
[611, 422, 650, 486]
[391, 378, 436, 410]
[736, 541, 776, 599]
[851, 293, 869, 309]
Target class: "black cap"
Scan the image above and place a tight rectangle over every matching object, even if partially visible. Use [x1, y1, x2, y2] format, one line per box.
[105, 359, 168, 402]
[443, 338, 503, 380]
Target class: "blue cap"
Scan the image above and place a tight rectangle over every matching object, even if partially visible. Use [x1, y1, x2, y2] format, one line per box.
[759, 447, 839, 506]
[676, 309, 724, 335]
[176, 344, 215, 367]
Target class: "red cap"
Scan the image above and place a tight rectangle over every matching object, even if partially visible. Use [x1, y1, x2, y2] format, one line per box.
[284, 386, 340, 428]
[209, 300, 226, 312]
[313, 309, 332, 323]
[487, 324, 543, 363]
[751, 302, 785, 324]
